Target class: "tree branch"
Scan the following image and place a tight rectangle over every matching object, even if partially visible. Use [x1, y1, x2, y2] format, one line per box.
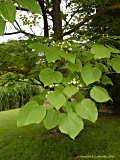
[16, 7, 29, 12]
[4, 30, 36, 37]
[64, 8, 80, 29]
[0, 66, 29, 74]
[63, 2, 120, 37]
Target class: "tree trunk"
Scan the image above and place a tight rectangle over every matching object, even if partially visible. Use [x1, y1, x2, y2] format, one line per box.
[52, 0, 63, 40]
[38, 0, 49, 37]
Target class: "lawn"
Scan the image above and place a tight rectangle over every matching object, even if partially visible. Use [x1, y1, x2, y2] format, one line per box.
[0, 109, 120, 160]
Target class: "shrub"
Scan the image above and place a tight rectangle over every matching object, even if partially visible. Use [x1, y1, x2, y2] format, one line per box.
[0, 82, 40, 111]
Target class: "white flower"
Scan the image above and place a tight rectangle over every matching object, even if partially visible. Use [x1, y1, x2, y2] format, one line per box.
[82, 46, 85, 50]
[68, 48, 72, 51]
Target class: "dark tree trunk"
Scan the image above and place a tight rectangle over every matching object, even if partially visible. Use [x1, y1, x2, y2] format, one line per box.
[52, 0, 63, 40]
[38, 0, 49, 37]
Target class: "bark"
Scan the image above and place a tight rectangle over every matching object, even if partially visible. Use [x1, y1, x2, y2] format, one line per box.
[37, 0, 49, 37]
[52, 0, 63, 40]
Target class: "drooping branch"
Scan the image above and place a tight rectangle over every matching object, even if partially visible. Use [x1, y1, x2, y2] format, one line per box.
[63, 2, 120, 37]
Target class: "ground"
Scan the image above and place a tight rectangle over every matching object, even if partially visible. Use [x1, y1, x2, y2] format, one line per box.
[0, 109, 120, 160]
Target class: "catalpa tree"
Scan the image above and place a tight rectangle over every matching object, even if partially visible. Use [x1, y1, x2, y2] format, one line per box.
[0, 0, 120, 139]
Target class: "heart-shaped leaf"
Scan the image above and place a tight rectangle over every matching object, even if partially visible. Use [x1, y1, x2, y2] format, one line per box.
[90, 86, 111, 102]
[40, 68, 63, 87]
[17, 101, 46, 127]
[75, 99, 98, 122]
[47, 91, 66, 110]
[81, 63, 102, 85]
[91, 44, 111, 59]
[61, 53, 76, 63]
[44, 108, 60, 129]
[46, 47, 64, 63]
[59, 112, 84, 139]
[63, 85, 78, 98]
[65, 60, 82, 72]
[110, 58, 120, 73]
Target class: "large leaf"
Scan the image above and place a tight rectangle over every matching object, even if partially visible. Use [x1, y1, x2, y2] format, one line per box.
[91, 44, 111, 59]
[61, 53, 76, 63]
[0, 0, 16, 23]
[63, 85, 78, 98]
[59, 112, 84, 139]
[40, 68, 63, 87]
[75, 99, 98, 122]
[30, 91, 47, 105]
[81, 63, 102, 85]
[90, 86, 111, 102]
[47, 91, 66, 110]
[0, 17, 5, 35]
[16, 0, 42, 14]
[62, 101, 73, 113]
[65, 60, 82, 72]
[110, 58, 120, 73]
[46, 47, 64, 63]
[43, 108, 60, 129]
[17, 101, 46, 127]
[80, 51, 94, 62]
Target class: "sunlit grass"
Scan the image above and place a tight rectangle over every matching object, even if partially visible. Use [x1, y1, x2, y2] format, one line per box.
[0, 109, 120, 160]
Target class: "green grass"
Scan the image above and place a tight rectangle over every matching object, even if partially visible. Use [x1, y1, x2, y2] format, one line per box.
[0, 110, 120, 160]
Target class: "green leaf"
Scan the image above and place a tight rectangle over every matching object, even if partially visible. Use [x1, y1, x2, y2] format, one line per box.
[28, 43, 47, 52]
[40, 68, 63, 87]
[110, 58, 120, 73]
[102, 75, 113, 86]
[75, 92, 85, 102]
[0, 0, 16, 23]
[63, 85, 78, 98]
[62, 101, 73, 113]
[43, 108, 60, 129]
[90, 86, 111, 102]
[75, 99, 98, 122]
[81, 63, 102, 85]
[17, 101, 46, 127]
[30, 91, 47, 105]
[46, 47, 64, 63]
[91, 44, 111, 59]
[16, 0, 42, 14]
[0, 17, 5, 35]
[65, 60, 82, 72]
[54, 85, 64, 93]
[80, 51, 94, 62]
[61, 53, 76, 63]
[47, 91, 66, 110]
[63, 73, 76, 85]
[96, 63, 109, 72]
[59, 112, 84, 139]
[107, 46, 120, 54]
